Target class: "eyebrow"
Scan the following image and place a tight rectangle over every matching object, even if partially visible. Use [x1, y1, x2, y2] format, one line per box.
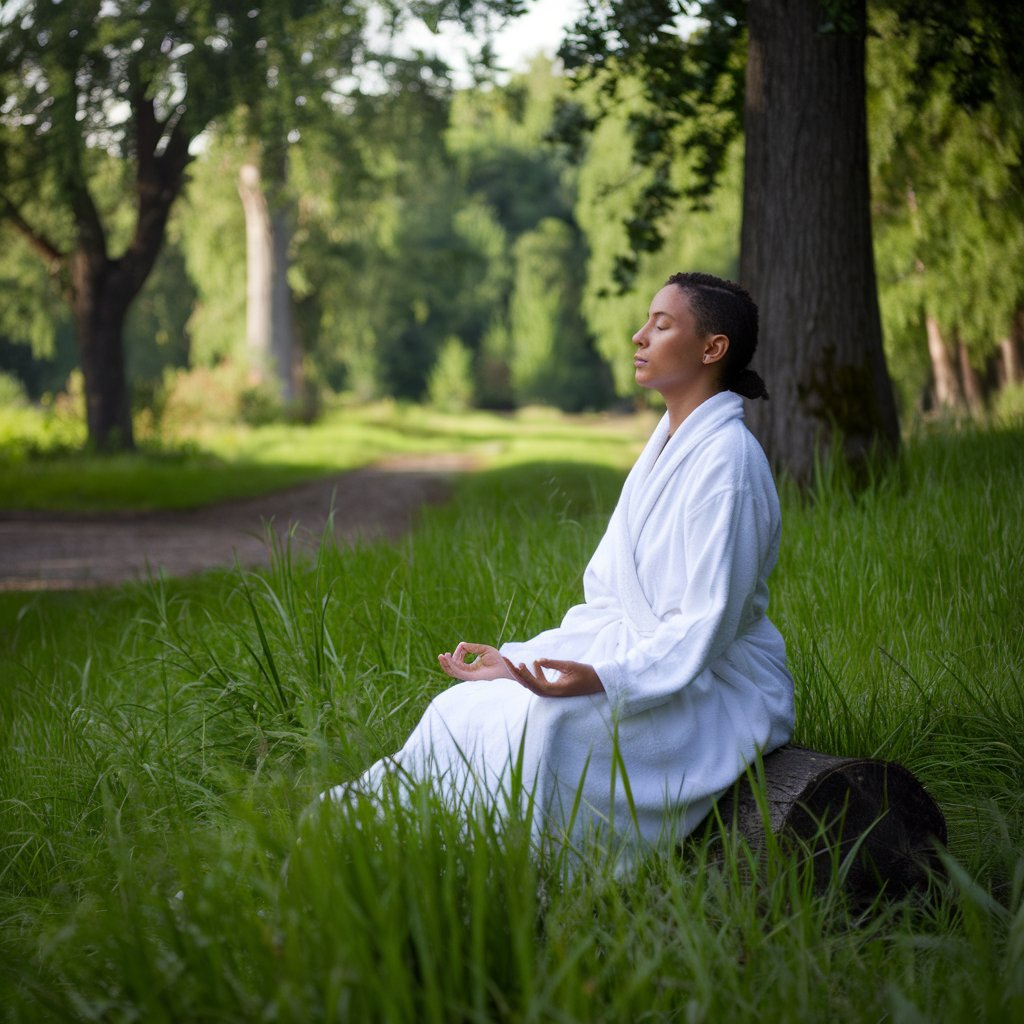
[649, 309, 675, 320]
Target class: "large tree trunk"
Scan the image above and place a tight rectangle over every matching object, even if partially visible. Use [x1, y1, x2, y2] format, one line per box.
[925, 314, 963, 411]
[741, 0, 900, 482]
[69, 251, 134, 451]
[238, 149, 296, 403]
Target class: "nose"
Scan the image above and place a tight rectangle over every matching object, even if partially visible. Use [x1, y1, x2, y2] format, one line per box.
[633, 321, 648, 347]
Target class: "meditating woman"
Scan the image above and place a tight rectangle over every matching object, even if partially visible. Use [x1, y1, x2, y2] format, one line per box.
[327, 271, 795, 849]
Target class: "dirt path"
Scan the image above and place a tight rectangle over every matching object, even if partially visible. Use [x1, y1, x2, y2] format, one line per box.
[0, 453, 474, 592]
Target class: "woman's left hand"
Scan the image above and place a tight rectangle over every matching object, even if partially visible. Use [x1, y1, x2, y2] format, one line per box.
[503, 657, 605, 697]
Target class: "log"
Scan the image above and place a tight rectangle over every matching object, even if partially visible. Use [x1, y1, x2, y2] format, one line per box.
[713, 746, 947, 901]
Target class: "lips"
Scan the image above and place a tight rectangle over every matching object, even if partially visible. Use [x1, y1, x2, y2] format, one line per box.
[634, 357, 647, 367]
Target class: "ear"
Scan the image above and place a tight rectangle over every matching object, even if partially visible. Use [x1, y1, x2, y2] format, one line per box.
[703, 334, 730, 364]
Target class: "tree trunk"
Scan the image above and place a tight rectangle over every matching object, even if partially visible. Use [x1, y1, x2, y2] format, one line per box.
[741, 0, 900, 482]
[925, 313, 963, 411]
[239, 161, 274, 386]
[68, 250, 135, 451]
[957, 340, 984, 417]
[238, 151, 296, 403]
[1000, 312, 1023, 385]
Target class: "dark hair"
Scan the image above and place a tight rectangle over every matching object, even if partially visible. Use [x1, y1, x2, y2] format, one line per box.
[665, 271, 769, 400]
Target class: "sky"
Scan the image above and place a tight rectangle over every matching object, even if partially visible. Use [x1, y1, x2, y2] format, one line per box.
[393, 0, 588, 84]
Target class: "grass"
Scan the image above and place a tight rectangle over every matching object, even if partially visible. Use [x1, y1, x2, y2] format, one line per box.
[1, 415, 1023, 1021]
[0, 401, 655, 511]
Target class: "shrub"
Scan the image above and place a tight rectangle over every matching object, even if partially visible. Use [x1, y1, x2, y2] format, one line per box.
[0, 371, 28, 408]
[158, 362, 284, 436]
[427, 336, 475, 414]
[993, 380, 1024, 427]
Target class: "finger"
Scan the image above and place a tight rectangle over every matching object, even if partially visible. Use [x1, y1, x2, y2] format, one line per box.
[524, 661, 555, 695]
[454, 641, 485, 660]
[534, 660, 559, 685]
[504, 657, 540, 693]
[538, 659, 574, 672]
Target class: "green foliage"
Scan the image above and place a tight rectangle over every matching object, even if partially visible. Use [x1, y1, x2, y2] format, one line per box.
[5, 0, 1021, 445]
[176, 134, 250, 368]
[0, 378, 87, 460]
[0, 179, 192, 398]
[575, 90, 743, 399]
[993, 381, 1024, 427]
[869, 6, 1024, 412]
[508, 217, 611, 410]
[447, 56, 577, 236]
[0, 227, 67, 361]
[0, 419, 1023, 1018]
[124, 233, 195, 385]
[0, 370, 27, 407]
[427, 336, 475, 413]
[558, 0, 747, 287]
[0, 0, 379, 448]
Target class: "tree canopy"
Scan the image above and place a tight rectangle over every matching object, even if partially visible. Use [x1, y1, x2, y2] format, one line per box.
[2, 0, 1022, 458]
[0, 0, 372, 448]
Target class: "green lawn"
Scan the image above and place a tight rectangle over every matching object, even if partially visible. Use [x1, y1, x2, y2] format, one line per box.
[1, 415, 1022, 1021]
[0, 402, 655, 511]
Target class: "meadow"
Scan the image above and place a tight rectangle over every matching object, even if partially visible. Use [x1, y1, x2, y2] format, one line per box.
[1, 407, 1022, 1022]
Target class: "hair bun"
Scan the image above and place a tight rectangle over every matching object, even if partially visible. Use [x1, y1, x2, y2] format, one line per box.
[730, 368, 769, 401]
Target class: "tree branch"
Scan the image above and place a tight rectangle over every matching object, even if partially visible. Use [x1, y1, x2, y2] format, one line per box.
[132, 70, 159, 185]
[120, 89, 195, 299]
[0, 193, 67, 271]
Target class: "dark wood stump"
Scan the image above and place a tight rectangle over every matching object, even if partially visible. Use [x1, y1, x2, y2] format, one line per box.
[714, 745, 947, 901]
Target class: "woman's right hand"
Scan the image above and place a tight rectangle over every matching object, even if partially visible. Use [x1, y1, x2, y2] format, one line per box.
[438, 642, 514, 681]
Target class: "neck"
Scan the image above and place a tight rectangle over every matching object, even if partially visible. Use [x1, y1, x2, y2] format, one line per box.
[664, 383, 724, 435]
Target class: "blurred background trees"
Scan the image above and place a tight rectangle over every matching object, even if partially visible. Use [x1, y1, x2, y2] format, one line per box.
[2, 0, 1022, 474]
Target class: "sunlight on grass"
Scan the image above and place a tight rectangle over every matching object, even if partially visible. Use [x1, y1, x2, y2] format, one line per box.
[0, 401, 656, 511]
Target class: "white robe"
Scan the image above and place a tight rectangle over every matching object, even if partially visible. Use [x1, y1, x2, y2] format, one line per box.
[338, 392, 795, 849]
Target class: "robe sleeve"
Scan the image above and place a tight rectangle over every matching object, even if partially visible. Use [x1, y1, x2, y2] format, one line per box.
[590, 483, 768, 717]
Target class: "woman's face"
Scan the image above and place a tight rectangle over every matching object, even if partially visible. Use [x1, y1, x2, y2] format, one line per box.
[632, 285, 720, 399]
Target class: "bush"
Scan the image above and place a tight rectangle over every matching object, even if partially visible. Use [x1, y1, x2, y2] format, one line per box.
[427, 336, 474, 414]
[158, 362, 284, 436]
[0, 372, 86, 460]
[48, 368, 86, 422]
[238, 380, 284, 426]
[0, 371, 28, 408]
[993, 379, 1024, 427]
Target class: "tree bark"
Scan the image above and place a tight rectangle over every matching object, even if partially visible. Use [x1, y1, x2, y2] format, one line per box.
[69, 255, 134, 451]
[238, 149, 296, 403]
[239, 161, 273, 386]
[1000, 311, 1023, 385]
[957, 340, 984, 417]
[714, 745, 947, 902]
[925, 314, 963, 411]
[741, 0, 900, 482]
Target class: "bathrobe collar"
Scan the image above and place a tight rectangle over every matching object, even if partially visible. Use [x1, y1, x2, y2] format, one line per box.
[612, 391, 745, 633]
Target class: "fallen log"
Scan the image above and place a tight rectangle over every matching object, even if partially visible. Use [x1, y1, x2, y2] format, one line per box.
[713, 745, 947, 901]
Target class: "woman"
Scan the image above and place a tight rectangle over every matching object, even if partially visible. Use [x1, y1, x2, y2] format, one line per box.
[328, 272, 794, 850]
